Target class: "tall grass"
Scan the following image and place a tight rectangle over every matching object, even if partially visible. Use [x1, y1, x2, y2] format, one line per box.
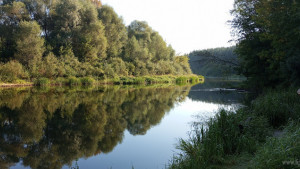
[251, 121, 300, 169]
[251, 88, 300, 128]
[168, 88, 300, 169]
[168, 109, 270, 169]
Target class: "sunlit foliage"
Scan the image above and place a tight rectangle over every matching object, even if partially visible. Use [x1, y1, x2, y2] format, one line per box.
[0, 0, 193, 82]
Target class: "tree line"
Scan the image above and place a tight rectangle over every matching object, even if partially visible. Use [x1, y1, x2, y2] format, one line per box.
[0, 0, 192, 82]
[231, 0, 300, 89]
[188, 46, 239, 78]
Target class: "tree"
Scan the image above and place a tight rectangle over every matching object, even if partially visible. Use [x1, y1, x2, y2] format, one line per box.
[49, 0, 81, 55]
[0, 1, 30, 61]
[14, 21, 45, 67]
[231, 0, 300, 88]
[98, 5, 127, 58]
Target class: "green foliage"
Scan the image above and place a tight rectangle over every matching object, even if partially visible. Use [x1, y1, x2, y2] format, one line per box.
[189, 47, 238, 77]
[42, 52, 64, 78]
[54, 77, 67, 86]
[0, 1, 31, 61]
[0, 0, 193, 80]
[68, 76, 81, 86]
[0, 60, 29, 82]
[251, 122, 300, 169]
[98, 5, 127, 58]
[168, 109, 270, 169]
[251, 88, 300, 128]
[176, 76, 189, 84]
[14, 21, 45, 66]
[80, 77, 95, 86]
[34, 77, 50, 86]
[231, 0, 300, 89]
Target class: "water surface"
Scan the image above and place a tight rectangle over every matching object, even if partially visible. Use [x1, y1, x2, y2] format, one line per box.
[0, 81, 245, 169]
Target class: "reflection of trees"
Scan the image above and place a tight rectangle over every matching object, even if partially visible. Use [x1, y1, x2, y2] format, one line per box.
[188, 81, 245, 105]
[0, 85, 190, 168]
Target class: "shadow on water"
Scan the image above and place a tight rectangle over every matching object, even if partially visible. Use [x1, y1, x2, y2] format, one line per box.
[0, 85, 191, 169]
[188, 79, 252, 105]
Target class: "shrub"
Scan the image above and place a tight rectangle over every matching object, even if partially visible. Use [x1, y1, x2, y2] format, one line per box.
[68, 77, 81, 86]
[80, 77, 95, 86]
[54, 77, 67, 86]
[133, 77, 146, 84]
[0, 60, 29, 82]
[34, 78, 50, 86]
[176, 76, 188, 84]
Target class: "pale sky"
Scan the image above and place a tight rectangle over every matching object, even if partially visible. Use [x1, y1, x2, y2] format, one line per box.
[101, 0, 235, 54]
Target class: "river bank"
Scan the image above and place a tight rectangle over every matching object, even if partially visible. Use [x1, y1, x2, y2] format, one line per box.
[0, 75, 204, 88]
[168, 87, 300, 169]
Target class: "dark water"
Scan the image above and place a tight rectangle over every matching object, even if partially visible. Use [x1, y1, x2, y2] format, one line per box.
[0, 81, 246, 169]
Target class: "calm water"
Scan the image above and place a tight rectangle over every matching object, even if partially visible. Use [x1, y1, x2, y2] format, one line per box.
[1, 81, 246, 169]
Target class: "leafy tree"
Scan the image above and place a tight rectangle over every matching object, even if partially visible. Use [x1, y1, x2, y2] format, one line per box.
[73, 0, 107, 62]
[0, 60, 29, 82]
[14, 21, 45, 66]
[231, 0, 300, 88]
[0, 1, 30, 61]
[22, 0, 57, 39]
[49, 0, 81, 55]
[98, 5, 127, 58]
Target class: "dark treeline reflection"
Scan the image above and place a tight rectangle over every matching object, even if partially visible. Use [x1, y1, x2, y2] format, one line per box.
[188, 80, 246, 105]
[0, 85, 190, 169]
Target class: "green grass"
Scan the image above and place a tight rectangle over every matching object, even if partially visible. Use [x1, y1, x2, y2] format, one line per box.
[250, 121, 300, 169]
[113, 75, 204, 85]
[168, 109, 270, 169]
[168, 88, 299, 169]
[251, 88, 300, 128]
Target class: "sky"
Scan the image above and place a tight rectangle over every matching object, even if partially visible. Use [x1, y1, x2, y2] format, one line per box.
[101, 0, 235, 54]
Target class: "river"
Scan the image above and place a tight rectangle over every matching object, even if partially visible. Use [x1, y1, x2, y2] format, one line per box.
[0, 80, 246, 169]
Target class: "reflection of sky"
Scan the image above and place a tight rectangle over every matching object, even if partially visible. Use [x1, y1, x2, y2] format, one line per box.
[62, 98, 234, 169]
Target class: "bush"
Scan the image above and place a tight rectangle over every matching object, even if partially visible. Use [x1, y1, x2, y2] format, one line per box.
[68, 77, 81, 86]
[133, 77, 146, 84]
[0, 60, 29, 82]
[54, 77, 67, 86]
[176, 76, 189, 84]
[80, 77, 95, 86]
[34, 78, 50, 86]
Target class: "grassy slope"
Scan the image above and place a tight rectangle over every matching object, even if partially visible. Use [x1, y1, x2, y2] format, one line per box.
[168, 88, 300, 169]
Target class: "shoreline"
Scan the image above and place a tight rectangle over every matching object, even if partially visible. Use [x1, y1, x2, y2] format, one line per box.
[0, 75, 204, 88]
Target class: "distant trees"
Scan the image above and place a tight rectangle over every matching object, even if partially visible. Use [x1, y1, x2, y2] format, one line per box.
[231, 0, 300, 88]
[0, 0, 192, 82]
[189, 47, 239, 77]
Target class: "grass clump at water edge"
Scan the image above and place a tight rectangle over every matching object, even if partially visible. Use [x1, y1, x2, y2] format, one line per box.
[167, 88, 300, 169]
[34, 77, 50, 86]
